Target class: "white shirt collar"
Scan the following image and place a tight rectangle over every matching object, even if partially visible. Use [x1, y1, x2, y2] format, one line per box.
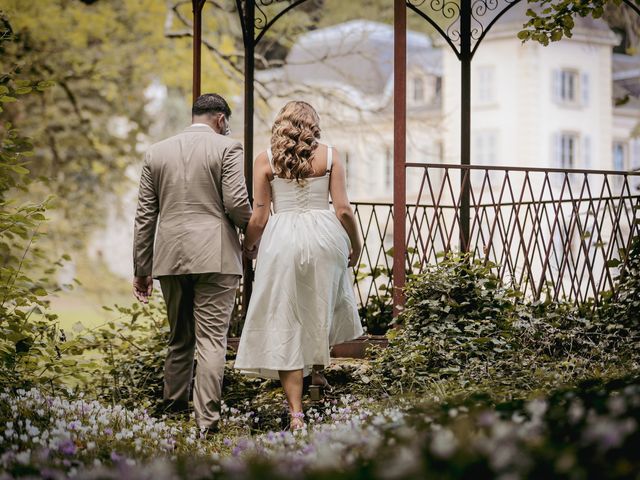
[190, 123, 213, 129]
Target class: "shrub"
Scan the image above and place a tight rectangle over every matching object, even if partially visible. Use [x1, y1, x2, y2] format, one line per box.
[370, 252, 640, 397]
[602, 234, 640, 328]
[0, 17, 75, 392]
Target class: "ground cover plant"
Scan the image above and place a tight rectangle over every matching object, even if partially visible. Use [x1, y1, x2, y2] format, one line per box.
[1, 243, 638, 478]
[1, 376, 639, 479]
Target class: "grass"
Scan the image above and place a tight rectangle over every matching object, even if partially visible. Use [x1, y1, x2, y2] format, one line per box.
[47, 253, 139, 330]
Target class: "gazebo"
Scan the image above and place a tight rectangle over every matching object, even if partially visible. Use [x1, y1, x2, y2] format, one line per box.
[186, 0, 640, 317]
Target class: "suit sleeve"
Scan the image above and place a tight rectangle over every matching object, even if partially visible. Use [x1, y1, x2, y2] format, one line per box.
[221, 141, 252, 230]
[133, 151, 158, 276]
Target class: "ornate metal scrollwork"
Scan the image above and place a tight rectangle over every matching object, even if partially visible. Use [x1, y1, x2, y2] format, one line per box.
[252, 0, 311, 45]
[407, 0, 522, 58]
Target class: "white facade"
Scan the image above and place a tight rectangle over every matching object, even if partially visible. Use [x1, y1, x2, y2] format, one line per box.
[442, 13, 618, 174]
[255, 13, 638, 203]
[254, 20, 443, 203]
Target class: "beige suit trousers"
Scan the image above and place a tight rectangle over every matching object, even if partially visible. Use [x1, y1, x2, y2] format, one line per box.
[159, 272, 239, 428]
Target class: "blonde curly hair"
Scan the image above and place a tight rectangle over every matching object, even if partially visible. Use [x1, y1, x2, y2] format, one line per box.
[270, 101, 321, 182]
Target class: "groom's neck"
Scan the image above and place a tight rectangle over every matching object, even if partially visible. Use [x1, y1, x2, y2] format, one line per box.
[191, 115, 217, 132]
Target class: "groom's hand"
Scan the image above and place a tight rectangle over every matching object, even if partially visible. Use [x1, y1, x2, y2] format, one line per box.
[133, 275, 153, 304]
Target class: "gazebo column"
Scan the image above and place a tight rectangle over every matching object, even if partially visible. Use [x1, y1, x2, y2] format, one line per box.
[393, 0, 407, 314]
[192, 0, 206, 103]
[459, 0, 471, 252]
[242, 0, 255, 316]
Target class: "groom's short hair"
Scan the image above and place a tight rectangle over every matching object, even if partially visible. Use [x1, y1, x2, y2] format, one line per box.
[192, 93, 232, 118]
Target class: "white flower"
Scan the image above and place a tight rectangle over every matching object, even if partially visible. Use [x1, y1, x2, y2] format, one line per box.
[525, 399, 548, 419]
[430, 429, 458, 459]
[568, 400, 585, 424]
[15, 450, 30, 465]
[607, 396, 626, 416]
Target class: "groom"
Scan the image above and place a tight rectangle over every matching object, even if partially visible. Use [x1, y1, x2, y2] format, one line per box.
[132, 93, 252, 431]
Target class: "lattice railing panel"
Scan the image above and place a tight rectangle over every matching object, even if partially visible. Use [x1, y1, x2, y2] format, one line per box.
[406, 164, 640, 304]
[232, 164, 639, 330]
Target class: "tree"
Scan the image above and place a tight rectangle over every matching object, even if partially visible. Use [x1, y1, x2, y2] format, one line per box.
[0, 0, 218, 246]
[0, 13, 67, 389]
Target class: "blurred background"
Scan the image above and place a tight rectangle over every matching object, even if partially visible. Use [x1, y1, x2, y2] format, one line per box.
[0, 0, 638, 331]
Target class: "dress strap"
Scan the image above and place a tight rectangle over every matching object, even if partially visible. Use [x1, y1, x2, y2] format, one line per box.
[326, 146, 333, 173]
[267, 148, 276, 174]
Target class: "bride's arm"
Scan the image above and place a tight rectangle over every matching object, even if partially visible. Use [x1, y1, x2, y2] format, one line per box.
[243, 152, 272, 255]
[329, 148, 362, 268]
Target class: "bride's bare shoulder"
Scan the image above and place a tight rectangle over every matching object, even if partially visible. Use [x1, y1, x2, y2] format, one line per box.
[254, 151, 269, 166]
[254, 150, 274, 179]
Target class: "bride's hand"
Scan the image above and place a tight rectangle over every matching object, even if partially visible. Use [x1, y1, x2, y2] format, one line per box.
[244, 243, 258, 259]
[348, 248, 360, 268]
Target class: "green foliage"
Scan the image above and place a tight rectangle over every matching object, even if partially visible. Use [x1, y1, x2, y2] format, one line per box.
[0, 22, 77, 391]
[518, 0, 634, 47]
[370, 252, 639, 397]
[69, 296, 169, 412]
[355, 254, 394, 335]
[603, 234, 640, 327]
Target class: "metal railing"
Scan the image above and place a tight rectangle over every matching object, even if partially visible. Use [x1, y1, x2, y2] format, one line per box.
[405, 164, 640, 305]
[230, 164, 640, 331]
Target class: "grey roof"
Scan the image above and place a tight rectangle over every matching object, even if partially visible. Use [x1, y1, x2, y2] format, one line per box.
[281, 20, 441, 96]
[613, 53, 640, 102]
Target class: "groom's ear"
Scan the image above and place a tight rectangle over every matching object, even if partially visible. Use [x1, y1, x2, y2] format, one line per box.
[212, 114, 224, 135]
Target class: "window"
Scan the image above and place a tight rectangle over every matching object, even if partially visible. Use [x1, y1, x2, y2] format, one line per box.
[553, 69, 580, 104]
[473, 131, 499, 187]
[581, 73, 590, 106]
[473, 131, 498, 165]
[413, 76, 425, 104]
[631, 138, 640, 171]
[631, 139, 640, 192]
[554, 133, 578, 169]
[475, 66, 495, 105]
[583, 135, 591, 169]
[613, 141, 627, 171]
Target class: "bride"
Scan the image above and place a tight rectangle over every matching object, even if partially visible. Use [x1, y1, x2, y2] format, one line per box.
[234, 100, 363, 430]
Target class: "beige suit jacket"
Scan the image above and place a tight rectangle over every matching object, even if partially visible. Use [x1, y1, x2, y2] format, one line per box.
[133, 125, 252, 278]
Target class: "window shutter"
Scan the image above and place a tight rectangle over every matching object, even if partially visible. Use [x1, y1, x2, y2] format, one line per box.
[582, 135, 591, 169]
[553, 132, 561, 166]
[552, 70, 561, 102]
[489, 132, 498, 165]
[629, 138, 640, 170]
[581, 73, 589, 107]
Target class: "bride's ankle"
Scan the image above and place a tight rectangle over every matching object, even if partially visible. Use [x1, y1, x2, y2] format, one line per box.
[289, 410, 305, 430]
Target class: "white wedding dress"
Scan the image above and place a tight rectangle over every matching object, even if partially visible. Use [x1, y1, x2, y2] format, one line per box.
[234, 146, 363, 379]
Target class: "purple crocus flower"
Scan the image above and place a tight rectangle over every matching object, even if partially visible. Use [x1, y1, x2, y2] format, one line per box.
[58, 439, 76, 456]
